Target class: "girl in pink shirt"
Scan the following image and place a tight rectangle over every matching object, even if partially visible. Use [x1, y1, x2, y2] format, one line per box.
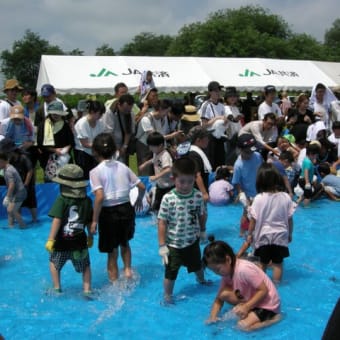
[203, 240, 281, 331]
[208, 166, 234, 205]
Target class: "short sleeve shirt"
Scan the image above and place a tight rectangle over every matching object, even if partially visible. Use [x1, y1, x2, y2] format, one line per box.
[158, 188, 205, 249]
[153, 149, 173, 189]
[48, 195, 93, 251]
[90, 159, 141, 207]
[4, 164, 26, 202]
[221, 259, 280, 313]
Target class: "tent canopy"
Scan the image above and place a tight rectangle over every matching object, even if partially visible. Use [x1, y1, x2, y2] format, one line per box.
[36, 55, 340, 94]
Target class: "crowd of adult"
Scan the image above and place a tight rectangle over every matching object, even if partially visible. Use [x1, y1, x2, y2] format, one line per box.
[1, 77, 340, 214]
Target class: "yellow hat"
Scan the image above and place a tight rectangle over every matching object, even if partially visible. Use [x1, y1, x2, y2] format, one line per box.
[3, 79, 23, 92]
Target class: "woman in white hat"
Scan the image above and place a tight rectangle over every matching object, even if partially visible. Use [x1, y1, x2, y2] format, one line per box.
[37, 101, 74, 181]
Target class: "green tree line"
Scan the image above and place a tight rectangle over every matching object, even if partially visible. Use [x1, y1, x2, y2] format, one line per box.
[1, 5, 340, 88]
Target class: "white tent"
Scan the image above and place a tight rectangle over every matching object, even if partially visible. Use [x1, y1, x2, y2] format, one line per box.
[36, 55, 340, 94]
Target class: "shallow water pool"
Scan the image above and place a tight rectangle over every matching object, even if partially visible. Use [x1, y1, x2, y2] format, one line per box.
[0, 184, 339, 339]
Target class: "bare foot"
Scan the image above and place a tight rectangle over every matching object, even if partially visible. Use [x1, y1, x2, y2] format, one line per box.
[124, 268, 133, 279]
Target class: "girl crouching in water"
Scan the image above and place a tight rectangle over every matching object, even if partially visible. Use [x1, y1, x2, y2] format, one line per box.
[203, 240, 281, 331]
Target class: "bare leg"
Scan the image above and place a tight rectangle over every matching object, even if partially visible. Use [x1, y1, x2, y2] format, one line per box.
[13, 209, 26, 228]
[164, 278, 175, 302]
[121, 244, 132, 278]
[30, 208, 38, 222]
[107, 249, 119, 282]
[238, 311, 281, 331]
[49, 261, 61, 291]
[7, 204, 15, 227]
[195, 268, 212, 285]
[219, 287, 242, 305]
[271, 262, 283, 283]
[82, 265, 92, 293]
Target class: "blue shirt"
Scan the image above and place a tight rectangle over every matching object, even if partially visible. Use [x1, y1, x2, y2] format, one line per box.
[321, 174, 340, 196]
[301, 157, 314, 183]
[232, 152, 263, 198]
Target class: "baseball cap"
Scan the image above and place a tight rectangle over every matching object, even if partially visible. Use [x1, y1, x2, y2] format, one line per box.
[41, 84, 56, 97]
[208, 81, 224, 92]
[237, 133, 257, 151]
[264, 85, 276, 94]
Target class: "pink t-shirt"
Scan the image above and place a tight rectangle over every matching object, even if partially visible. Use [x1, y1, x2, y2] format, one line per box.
[90, 159, 140, 207]
[248, 192, 296, 249]
[221, 259, 280, 313]
[208, 179, 233, 205]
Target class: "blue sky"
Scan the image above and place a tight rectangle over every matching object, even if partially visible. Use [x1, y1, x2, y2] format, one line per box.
[0, 0, 338, 55]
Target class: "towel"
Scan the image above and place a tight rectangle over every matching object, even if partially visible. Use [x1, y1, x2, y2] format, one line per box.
[189, 145, 212, 173]
[43, 118, 64, 146]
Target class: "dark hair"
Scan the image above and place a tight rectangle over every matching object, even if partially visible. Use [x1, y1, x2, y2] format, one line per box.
[154, 99, 172, 112]
[171, 102, 185, 117]
[318, 162, 331, 176]
[202, 240, 236, 269]
[315, 83, 326, 91]
[306, 143, 321, 156]
[92, 133, 116, 159]
[215, 166, 231, 181]
[86, 100, 105, 114]
[172, 156, 196, 178]
[332, 121, 340, 130]
[114, 82, 128, 95]
[279, 150, 294, 163]
[22, 88, 38, 101]
[146, 131, 165, 146]
[0, 152, 9, 161]
[146, 70, 153, 77]
[118, 93, 134, 106]
[256, 163, 284, 193]
[263, 112, 277, 121]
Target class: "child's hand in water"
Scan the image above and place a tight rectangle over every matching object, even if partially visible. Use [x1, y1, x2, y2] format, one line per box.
[205, 317, 221, 324]
[233, 303, 250, 319]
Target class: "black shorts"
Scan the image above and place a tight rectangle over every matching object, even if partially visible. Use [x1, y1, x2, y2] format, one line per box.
[165, 239, 202, 280]
[152, 186, 174, 211]
[254, 245, 289, 265]
[252, 307, 277, 322]
[98, 202, 135, 253]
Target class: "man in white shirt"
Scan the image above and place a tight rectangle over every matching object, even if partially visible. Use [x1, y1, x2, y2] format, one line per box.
[199, 81, 227, 169]
[257, 85, 282, 120]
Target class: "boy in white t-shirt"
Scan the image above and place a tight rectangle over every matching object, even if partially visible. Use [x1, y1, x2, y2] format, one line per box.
[138, 131, 174, 211]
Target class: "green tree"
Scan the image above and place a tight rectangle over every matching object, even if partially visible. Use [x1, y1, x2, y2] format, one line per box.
[167, 6, 293, 58]
[324, 18, 340, 57]
[95, 44, 116, 56]
[120, 32, 173, 56]
[1, 30, 64, 88]
[67, 48, 84, 56]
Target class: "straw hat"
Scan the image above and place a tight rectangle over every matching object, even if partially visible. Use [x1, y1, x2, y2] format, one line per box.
[3, 79, 23, 92]
[181, 105, 201, 122]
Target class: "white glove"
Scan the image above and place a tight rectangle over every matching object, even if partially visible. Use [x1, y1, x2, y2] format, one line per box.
[238, 192, 248, 207]
[3, 196, 10, 207]
[159, 245, 169, 265]
[200, 231, 208, 244]
[305, 183, 312, 190]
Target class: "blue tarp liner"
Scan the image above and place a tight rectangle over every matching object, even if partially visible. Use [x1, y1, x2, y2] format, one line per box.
[0, 183, 339, 339]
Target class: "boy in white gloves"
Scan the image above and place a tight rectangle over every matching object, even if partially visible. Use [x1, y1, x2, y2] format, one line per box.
[157, 157, 210, 303]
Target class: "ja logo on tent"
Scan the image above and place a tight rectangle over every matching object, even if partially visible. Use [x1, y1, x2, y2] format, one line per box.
[90, 68, 118, 77]
[239, 69, 261, 77]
